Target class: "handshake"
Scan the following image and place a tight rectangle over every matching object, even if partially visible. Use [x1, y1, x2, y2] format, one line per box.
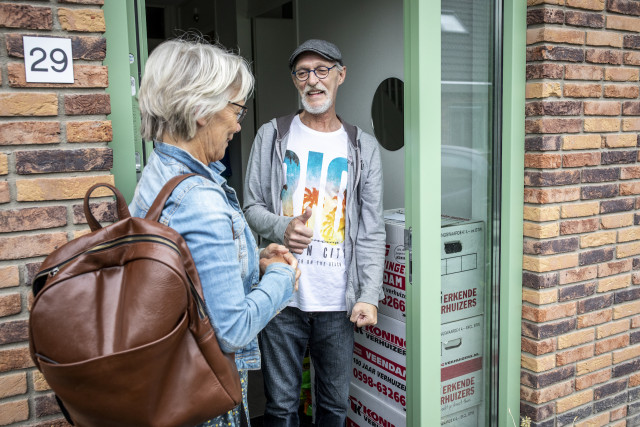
[259, 207, 314, 291]
[260, 243, 302, 291]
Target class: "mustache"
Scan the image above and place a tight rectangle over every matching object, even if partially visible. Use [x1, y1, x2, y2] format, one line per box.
[303, 83, 327, 95]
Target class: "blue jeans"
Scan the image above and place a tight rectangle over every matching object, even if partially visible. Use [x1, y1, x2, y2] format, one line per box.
[259, 307, 354, 427]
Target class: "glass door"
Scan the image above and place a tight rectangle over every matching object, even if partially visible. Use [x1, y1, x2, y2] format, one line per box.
[440, 0, 499, 425]
[404, 0, 527, 425]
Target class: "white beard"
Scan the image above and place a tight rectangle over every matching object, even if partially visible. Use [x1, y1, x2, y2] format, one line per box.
[301, 84, 333, 115]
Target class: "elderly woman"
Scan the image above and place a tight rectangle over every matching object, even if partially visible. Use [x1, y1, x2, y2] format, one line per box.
[129, 37, 299, 426]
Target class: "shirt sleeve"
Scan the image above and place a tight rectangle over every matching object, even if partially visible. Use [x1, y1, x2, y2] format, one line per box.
[243, 125, 294, 244]
[355, 143, 387, 306]
[167, 179, 295, 354]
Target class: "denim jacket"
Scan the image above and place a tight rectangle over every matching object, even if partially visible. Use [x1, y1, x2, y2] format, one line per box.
[129, 142, 296, 370]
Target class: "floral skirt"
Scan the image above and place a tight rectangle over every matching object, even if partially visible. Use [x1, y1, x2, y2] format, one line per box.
[197, 370, 249, 427]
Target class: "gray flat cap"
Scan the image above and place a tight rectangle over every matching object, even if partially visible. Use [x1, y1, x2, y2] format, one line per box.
[289, 39, 343, 70]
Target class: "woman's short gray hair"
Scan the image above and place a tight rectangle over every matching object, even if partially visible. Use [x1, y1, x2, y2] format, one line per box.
[138, 36, 254, 141]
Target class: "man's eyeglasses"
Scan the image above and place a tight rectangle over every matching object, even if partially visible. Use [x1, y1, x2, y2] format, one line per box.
[229, 102, 248, 124]
[292, 65, 338, 82]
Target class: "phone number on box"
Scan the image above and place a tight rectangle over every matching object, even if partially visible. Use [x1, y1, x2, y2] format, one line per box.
[352, 367, 406, 407]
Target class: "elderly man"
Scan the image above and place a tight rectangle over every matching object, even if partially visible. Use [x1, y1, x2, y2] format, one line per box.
[243, 39, 385, 426]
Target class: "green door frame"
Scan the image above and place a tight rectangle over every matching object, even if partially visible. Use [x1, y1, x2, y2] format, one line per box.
[500, 0, 526, 425]
[103, 1, 149, 202]
[105, 0, 526, 424]
[403, 0, 525, 425]
[403, 0, 442, 425]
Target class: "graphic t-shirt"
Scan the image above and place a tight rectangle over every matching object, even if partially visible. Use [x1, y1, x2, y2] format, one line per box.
[281, 115, 349, 311]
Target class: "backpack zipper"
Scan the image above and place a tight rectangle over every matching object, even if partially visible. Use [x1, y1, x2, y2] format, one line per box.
[34, 234, 208, 320]
[34, 234, 181, 283]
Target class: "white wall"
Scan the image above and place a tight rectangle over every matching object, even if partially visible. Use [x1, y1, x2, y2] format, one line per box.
[296, 0, 405, 210]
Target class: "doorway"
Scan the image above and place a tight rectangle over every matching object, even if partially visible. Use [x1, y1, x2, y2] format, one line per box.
[129, 0, 510, 425]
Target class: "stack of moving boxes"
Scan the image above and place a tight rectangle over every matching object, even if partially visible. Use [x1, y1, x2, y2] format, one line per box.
[347, 210, 485, 427]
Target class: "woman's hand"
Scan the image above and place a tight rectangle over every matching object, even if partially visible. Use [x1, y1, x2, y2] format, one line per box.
[260, 244, 301, 291]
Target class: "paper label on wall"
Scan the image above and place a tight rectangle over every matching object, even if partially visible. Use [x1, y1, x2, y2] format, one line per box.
[23, 36, 74, 83]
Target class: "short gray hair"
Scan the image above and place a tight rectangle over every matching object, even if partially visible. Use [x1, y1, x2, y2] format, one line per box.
[138, 36, 254, 141]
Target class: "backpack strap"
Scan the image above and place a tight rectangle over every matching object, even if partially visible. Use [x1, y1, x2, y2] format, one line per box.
[145, 174, 198, 222]
[84, 183, 131, 232]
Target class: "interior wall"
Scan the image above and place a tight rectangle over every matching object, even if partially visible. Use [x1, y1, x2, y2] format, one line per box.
[296, 0, 405, 210]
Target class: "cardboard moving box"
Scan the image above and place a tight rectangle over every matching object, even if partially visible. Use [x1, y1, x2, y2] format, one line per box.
[380, 210, 485, 324]
[440, 315, 484, 416]
[348, 382, 406, 427]
[352, 314, 407, 413]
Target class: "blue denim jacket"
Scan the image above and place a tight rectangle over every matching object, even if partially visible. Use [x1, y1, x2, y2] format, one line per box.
[129, 142, 296, 370]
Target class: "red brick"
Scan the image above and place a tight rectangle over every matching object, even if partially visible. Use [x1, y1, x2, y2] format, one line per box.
[0, 293, 21, 317]
[0, 4, 52, 30]
[64, 94, 111, 115]
[0, 266, 19, 289]
[0, 121, 60, 145]
[527, 45, 585, 62]
[624, 51, 640, 65]
[525, 153, 563, 168]
[584, 101, 621, 115]
[587, 31, 623, 47]
[610, 406, 627, 421]
[520, 379, 574, 404]
[0, 182, 9, 204]
[563, 152, 601, 167]
[565, 64, 604, 80]
[0, 372, 27, 399]
[598, 259, 633, 277]
[525, 187, 581, 204]
[595, 334, 629, 354]
[605, 67, 640, 81]
[578, 308, 613, 327]
[604, 84, 640, 98]
[564, 83, 603, 97]
[0, 399, 29, 425]
[0, 347, 34, 372]
[0, 206, 67, 232]
[66, 121, 112, 142]
[7, 63, 108, 88]
[607, 14, 640, 32]
[622, 101, 640, 115]
[528, 63, 564, 79]
[0, 232, 67, 260]
[58, 8, 105, 32]
[622, 166, 640, 180]
[5, 33, 106, 61]
[60, 0, 105, 3]
[526, 118, 583, 133]
[566, 10, 605, 28]
[16, 175, 114, 201]
[0, 93, 57, 116]
[522, 337, 557, 355]
[523, 302, 577, 322]
[561, 218, 600, 234]
[560, 265, 598, 284]
[608, 0, 640, 15]
[557, 344, 595, 365]
[575, 368, 611, 390]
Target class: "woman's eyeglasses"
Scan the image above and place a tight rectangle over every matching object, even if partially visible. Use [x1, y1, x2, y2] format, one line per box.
[228, 102, 248, 124]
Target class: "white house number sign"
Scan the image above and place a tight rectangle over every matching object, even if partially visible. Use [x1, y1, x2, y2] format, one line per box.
[23, 36, 74, 84]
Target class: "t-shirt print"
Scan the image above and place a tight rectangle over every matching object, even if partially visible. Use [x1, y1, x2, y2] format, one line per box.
[280, 115, 349, 311]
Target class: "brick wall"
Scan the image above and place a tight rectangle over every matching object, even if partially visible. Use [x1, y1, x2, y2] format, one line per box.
[524, 0, 640, 426]
[0, 1, 115, 425]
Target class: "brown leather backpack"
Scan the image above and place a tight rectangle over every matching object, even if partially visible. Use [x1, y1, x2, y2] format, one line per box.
[29, 174, 242, 427]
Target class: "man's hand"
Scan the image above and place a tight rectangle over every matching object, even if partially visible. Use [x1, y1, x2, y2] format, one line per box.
[350, 302, 378, 327]
[260, 243, 301, 291]
[284, 207, 313, 254]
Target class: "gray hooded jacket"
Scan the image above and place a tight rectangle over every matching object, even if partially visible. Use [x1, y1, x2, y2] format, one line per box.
[243, 112, 386, 313]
